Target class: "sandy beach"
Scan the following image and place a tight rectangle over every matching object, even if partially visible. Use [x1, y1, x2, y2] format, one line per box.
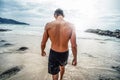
[0, 25, 120, 80]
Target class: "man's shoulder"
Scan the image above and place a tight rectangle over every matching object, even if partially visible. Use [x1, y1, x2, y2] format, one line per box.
[64, 21, 74, 28]
[46, 21, 55, 26]
[45, 21, 54, 30]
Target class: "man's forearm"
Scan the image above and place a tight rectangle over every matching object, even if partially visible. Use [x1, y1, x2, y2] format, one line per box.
[41, 43, 46, 52]
[72, 46, 77, 59]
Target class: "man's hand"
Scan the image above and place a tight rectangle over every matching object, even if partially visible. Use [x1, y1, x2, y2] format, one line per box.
[41, 51, 46, 56]
[72, 58, 77, 66]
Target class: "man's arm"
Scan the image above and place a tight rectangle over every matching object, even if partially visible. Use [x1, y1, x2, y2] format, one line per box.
[41, 23, 49, 56]
[70, 26, 77, 66]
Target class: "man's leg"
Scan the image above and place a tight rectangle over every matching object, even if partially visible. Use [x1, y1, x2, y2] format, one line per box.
[52, 74, 59, 80]
[60, 66, 65, 80]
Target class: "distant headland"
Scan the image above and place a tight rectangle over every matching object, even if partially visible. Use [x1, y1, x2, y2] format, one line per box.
[0, 17, 29, 25]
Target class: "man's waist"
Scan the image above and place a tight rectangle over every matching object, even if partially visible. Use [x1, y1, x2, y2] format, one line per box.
[50, 48, 69, 53]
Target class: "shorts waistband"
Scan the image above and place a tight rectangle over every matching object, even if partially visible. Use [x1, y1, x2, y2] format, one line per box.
[50, 49, 69, 54]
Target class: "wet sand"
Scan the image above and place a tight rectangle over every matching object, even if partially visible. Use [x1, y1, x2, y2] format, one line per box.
[0, 32, 120, 80]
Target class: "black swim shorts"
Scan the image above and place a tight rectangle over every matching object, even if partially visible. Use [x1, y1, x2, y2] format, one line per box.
[48, 49, 69, 75]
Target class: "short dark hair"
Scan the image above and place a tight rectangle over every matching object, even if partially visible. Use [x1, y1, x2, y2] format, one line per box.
[54, 8, 64, 17]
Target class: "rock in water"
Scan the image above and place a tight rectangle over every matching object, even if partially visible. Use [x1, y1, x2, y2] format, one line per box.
[0, 40, 6, 42]
[0, 29, 12, 32]
[0, 43, 13, 47]
[17, 47, 28, 51]
[85, 29, 120, 39]
[4, 43, 13, 46]
[0, 66, 22, 80]
[112, 66, 120, 73]
[98, 75, 118, 80]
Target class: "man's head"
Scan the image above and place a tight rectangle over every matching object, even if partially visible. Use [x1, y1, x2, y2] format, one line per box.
[54, 8, 64, 18]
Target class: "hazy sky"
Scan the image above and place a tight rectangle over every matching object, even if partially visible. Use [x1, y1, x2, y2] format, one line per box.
[0, 0, 120, 26]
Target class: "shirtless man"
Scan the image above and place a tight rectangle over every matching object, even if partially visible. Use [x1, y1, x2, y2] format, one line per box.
[41, 8, 77, 80]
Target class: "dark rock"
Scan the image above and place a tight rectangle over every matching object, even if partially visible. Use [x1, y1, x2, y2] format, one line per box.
[111, 66, 120, 73]
[17, 47, 28, 51]
[0, 17, 29, 25]
[116, 34, 120, 38]
[0, 29, 12, 32]
[112, 32, 117, 37]
[0, 66, 23, 80]
[104, 30, 113, 36]
[4, 43, 13, 46]
[85, 29, 120, 39]
[98, 30, 113, 36]
[114, 29, 120, 33]
[99, 75, 115, 80]
[0, 40, 6, 42]
[0, 43, 13, 47]
[99, 42, 105, 44]
[85, 29, 101, 33]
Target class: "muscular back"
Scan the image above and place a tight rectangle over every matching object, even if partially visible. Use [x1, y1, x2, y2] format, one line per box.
[46, 20, 72, 52]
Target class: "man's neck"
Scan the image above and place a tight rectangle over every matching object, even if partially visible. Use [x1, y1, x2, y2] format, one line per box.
[56, 16, 64, 21]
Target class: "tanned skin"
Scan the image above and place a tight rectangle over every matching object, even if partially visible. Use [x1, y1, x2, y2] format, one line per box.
[41, 15, 77, 80]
